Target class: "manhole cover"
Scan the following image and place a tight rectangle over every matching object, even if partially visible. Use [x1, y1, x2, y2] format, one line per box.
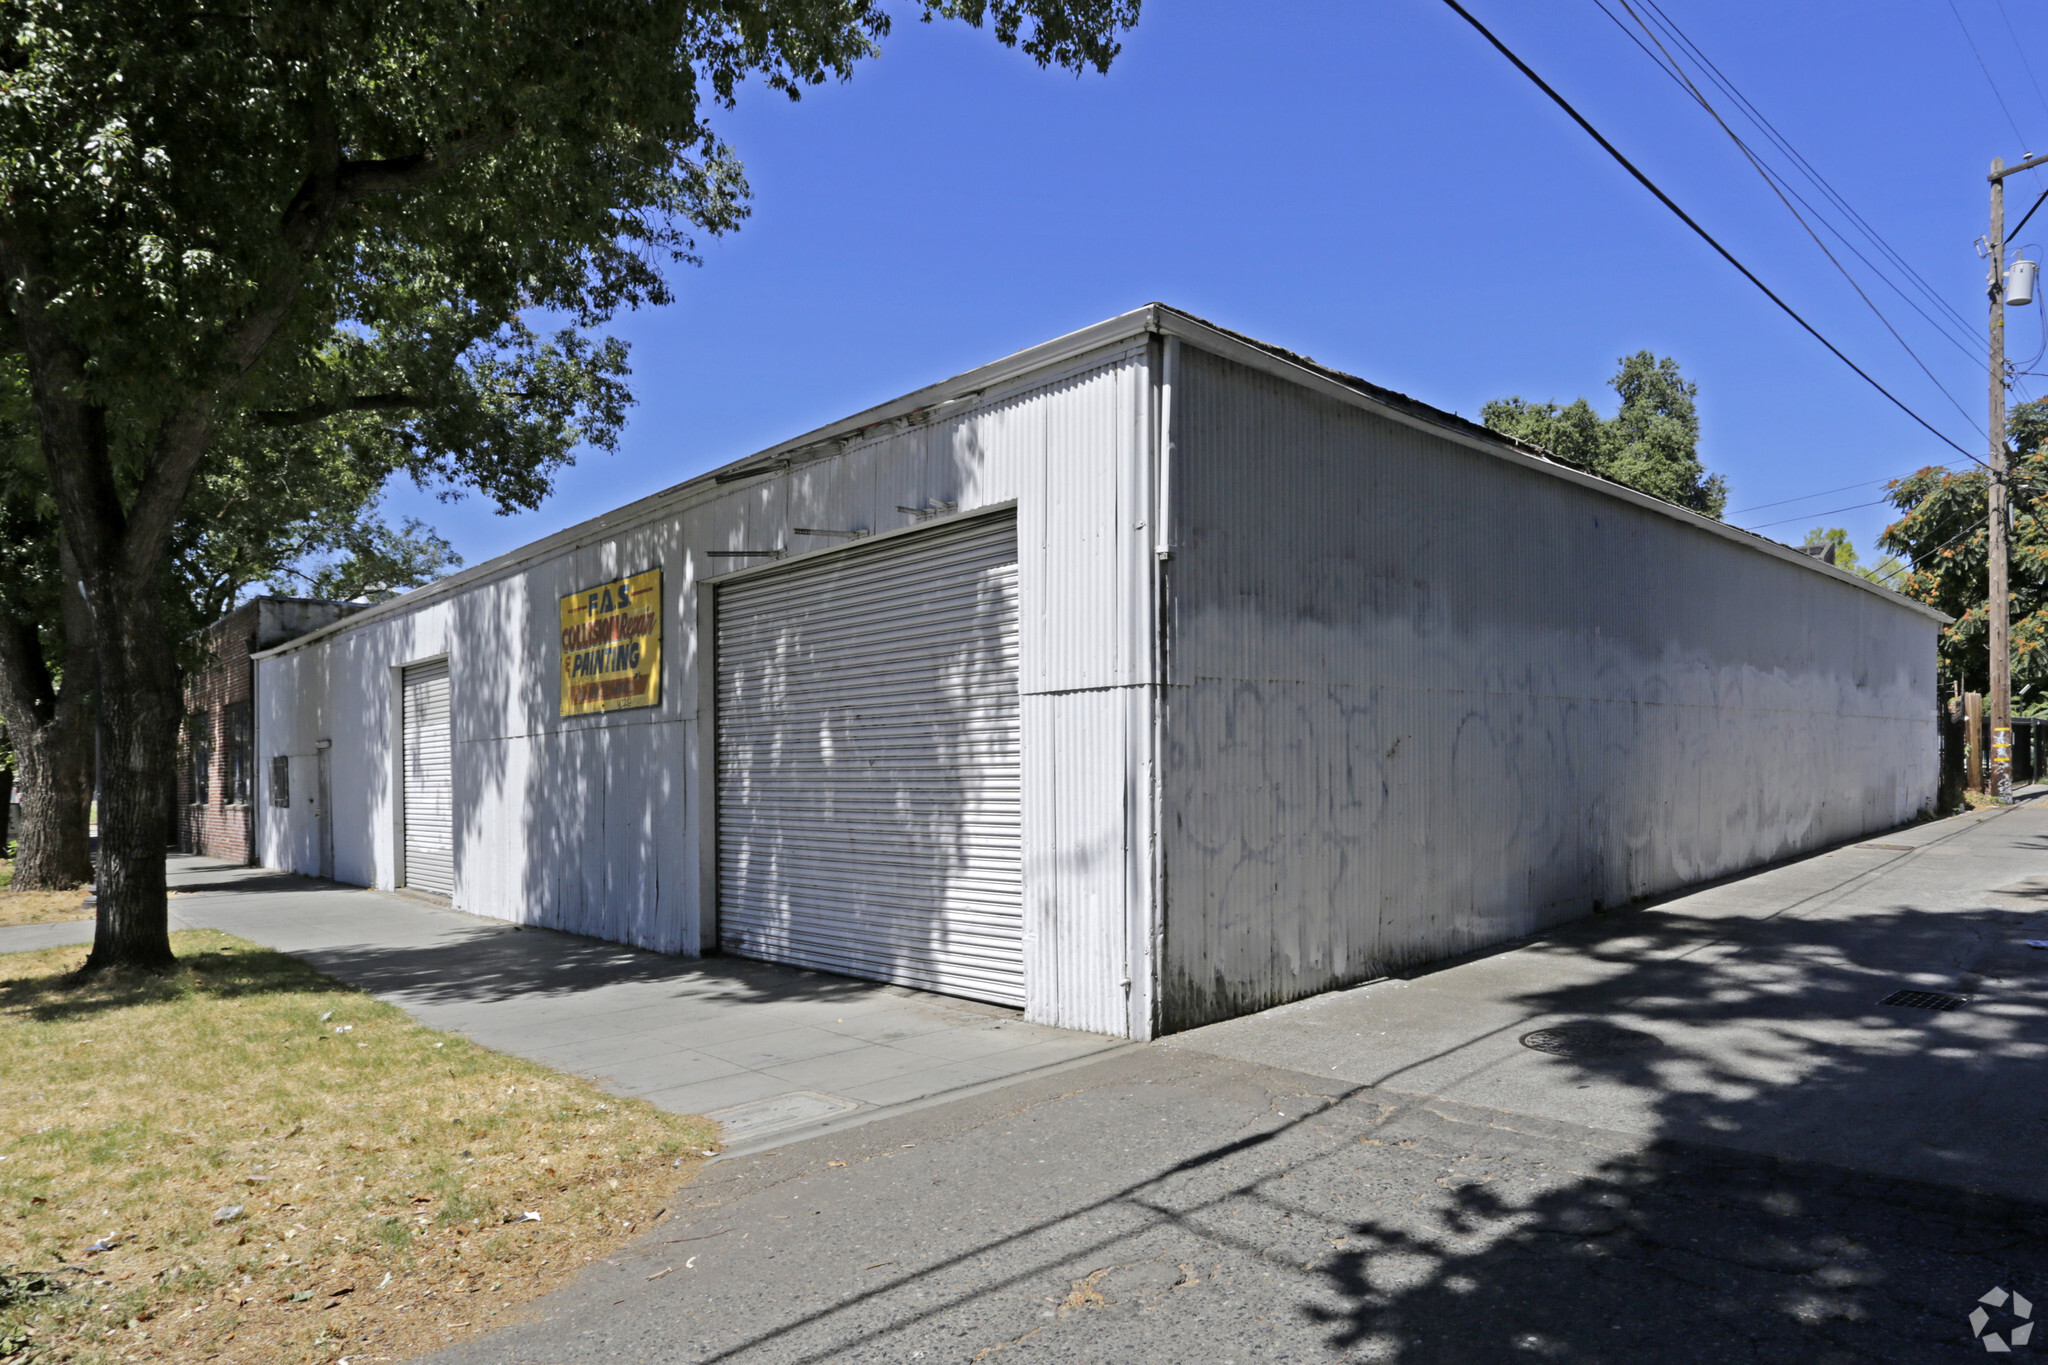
[1519, 1021, 1665, 1058]
[1879, 989, 1969, 1011]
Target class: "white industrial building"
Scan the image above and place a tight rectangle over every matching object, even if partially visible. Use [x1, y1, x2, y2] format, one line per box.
[254, 304, 1941, 1039]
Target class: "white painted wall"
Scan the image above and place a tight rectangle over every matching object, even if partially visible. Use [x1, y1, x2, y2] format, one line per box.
[256, 337, 1157, 1036]
[257, 306, 1938, 1044]
[1155, 343, 1941, 1032]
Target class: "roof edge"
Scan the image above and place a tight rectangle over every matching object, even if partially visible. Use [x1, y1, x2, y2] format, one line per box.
[252, 308, 1162, 660]
[1146, 305, 1949, 625]
[255, 302, 1946, 660]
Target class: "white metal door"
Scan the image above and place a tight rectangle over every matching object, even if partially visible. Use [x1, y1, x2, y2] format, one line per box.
[716, 513, 1023, 1005]
[401, 659, 455, 897]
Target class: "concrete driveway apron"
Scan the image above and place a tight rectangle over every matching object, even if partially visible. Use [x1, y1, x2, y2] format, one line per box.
[130, 856, 1125, 1147]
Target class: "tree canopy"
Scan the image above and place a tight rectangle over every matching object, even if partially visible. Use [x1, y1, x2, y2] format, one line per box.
[268, 515, 462, 606]
[1878, 400, 2048, 703]
[1482, 351, 1728, 517]
[0, 0, 1143, 967]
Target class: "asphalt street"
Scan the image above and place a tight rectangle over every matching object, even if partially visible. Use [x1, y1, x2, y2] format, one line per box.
[411, 799, 2048, 1365]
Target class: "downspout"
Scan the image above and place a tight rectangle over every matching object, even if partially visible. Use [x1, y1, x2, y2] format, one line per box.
[1143, 331, 1178, 1039]
[249, 645, 260, 869]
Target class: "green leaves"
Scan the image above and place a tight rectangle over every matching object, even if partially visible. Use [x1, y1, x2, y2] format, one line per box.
[1876, 404, 2048, 701]
[282, 517, 461, 606]
[0, 0, 1139, 530]
[0, 0, 1141, 963]
[1481, 351, 1727, 518]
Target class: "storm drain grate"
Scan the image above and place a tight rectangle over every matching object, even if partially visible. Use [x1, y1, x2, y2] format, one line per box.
[1879, 989, 1970, 1011]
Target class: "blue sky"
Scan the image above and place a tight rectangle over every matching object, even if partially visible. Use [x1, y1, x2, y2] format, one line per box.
[383, 0, 2043, 576]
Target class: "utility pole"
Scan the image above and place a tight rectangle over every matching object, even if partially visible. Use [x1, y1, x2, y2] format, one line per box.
[1986, 153, 2048, 801]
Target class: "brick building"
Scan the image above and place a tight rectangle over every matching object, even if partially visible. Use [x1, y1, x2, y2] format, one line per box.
[179, 597, 359, 863]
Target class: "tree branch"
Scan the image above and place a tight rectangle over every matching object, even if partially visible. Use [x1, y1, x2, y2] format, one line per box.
[251, 392, 423, 427]
[335, 126, 517, 199]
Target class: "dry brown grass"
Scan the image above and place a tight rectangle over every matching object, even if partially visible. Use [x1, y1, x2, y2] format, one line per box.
[0, 883, 91, 929]
[0, 930, 721, 1364]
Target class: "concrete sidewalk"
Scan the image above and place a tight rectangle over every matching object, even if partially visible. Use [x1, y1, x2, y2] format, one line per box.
[1164, 797, 2048, 1201]
[0, 857, 1122, 1147]
[418, 800, 2048, 1365]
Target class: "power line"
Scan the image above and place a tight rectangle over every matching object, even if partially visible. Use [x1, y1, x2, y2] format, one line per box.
[1603, 0, 1987, 438]
[1435, 0, 1987, 467]
[1864, 460, 2048, 586]
[1725, 470, 1949, 517]
[1635, 0, 1982, 347]
[1741, 498, 1893, 532]
[2012, 184, 2048, 243]
[1992, 0, 2048, 133]
[1613, 0, 1984, 368]
[1950, 0, 2036, 155]
[1728, 479, 1887, 516]
[1872, 514, 1988, 588]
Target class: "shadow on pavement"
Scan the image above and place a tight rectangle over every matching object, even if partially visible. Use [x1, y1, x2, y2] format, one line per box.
[1298, 1127, 2046, 1363]
[167, 856, 1003, 1020]
[622, 1055, 2048, 1365]
[612, 845, 2048, 1363]
[302, 932, 909, 1013]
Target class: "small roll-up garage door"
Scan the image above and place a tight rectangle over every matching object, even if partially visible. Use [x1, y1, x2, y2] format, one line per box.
[716, 512, 1022, 1005]
[401, 659, 455, 897]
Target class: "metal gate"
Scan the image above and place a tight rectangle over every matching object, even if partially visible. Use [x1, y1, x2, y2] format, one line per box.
[401, 659, 455, 897]
[715, 512, 1023, 1005]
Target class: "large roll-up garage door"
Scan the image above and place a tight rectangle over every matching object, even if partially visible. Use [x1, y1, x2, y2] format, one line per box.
[716, 512, 1022, 1005]
[401, 659, 455, 897]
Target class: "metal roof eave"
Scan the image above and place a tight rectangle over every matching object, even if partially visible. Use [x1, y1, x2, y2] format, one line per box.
[254, 302, 1946, 661]
[1146, 306, 1951, 626]
[251, 307, 1164, 661]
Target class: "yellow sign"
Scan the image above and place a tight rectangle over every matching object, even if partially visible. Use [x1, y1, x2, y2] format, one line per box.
[559, 569, 661, 716]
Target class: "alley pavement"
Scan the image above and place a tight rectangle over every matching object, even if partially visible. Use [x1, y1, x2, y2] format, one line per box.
[410, 800, 2048, 1365]
[12, 803, 2043, 1362]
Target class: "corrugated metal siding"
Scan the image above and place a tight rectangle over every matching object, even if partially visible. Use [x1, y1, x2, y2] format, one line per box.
[1021, 352, 1151, 692]
[1020, 680, 1157, 1036]
[1016, 348, 1157, 1035]
[251, 336, 1158, 1035]
[716, 512, 1024, 1006]
[1158, 344, 1938, 1032]
[401, 660, 454, 897]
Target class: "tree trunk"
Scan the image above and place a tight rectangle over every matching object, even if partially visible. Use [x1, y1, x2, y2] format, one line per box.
[9, 714, 93, 888]
[0, 763, 13, 858]
[80, 581, 178, 972]
[0, 611, 95, 890]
